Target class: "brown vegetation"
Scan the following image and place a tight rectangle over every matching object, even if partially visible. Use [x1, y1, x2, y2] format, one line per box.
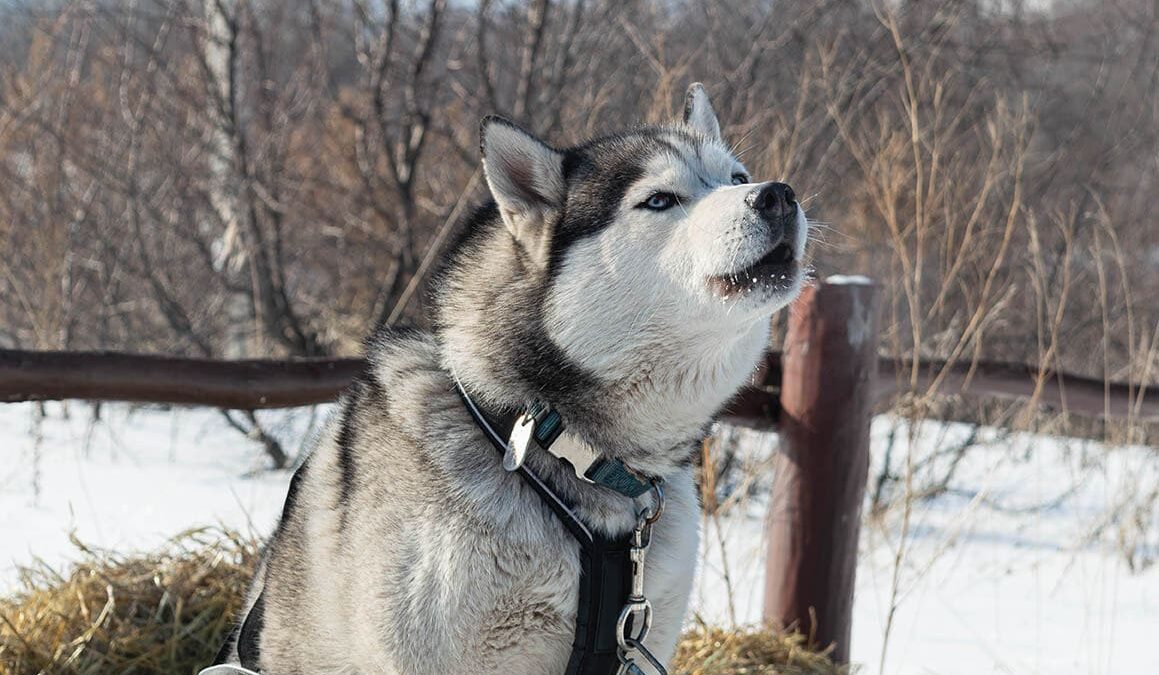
[0, 1, 1154, 391]
[0, 529, 256, 675]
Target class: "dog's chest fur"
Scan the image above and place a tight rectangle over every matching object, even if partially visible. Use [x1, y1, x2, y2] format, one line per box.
[249, 334, 699, 675]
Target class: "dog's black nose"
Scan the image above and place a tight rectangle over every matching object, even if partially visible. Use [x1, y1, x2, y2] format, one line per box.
[749, 182, 797, 220]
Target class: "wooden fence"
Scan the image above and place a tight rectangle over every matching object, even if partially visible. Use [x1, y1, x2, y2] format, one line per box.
[0, 277, 1153, 663]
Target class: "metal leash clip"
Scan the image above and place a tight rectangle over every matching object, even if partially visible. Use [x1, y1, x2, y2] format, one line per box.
[615, 482, 668, 675]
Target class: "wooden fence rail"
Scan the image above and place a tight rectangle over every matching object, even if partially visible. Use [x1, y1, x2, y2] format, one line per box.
[2, 347, 1152, 423]
[0, 350, 364, 409]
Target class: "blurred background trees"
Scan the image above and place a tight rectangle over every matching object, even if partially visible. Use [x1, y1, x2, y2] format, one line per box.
[0, 0, 1154, 392]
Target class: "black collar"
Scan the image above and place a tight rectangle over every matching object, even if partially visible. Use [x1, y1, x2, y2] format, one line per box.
[452, 377, 654, 501]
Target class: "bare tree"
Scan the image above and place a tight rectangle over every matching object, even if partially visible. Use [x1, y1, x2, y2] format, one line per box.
[0, 0, 1155, 452]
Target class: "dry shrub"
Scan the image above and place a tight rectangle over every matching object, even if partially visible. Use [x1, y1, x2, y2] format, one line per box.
[1, 530, 840, 675]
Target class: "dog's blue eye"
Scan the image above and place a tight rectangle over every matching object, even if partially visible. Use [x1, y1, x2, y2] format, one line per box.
[731, 173, 749, 185]
[641, 193, 678, 211]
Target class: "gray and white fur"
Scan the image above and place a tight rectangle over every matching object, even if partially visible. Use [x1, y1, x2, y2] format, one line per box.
[215, 83, 810, 675]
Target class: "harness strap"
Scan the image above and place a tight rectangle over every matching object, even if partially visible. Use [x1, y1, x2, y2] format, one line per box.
[454, 381, 634, 675]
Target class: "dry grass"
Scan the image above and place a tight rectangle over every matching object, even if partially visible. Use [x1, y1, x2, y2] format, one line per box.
[671, 624, 848, 675]
[0, 529, 257, 675]
[0, 530, 841, 675]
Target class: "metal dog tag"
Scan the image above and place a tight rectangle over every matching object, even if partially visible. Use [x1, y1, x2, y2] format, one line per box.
[504, 412, 536, 471]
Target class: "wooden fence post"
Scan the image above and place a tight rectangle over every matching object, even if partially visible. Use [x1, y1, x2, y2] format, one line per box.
[763, 276, 878, 663]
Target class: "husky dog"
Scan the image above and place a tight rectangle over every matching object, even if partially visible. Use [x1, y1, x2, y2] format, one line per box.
[214, 83, 809, 674]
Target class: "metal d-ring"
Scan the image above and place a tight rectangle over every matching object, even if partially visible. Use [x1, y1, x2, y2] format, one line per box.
[616, 598, 653, 648]
[643, 480, 664, 525]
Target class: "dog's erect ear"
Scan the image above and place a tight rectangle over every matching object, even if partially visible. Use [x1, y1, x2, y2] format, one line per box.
[682, 83, 722, 142]
[480, 116, 565, 267]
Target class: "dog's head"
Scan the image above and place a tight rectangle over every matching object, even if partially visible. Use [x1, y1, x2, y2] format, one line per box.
[439, 83, 809, 467]
[481, 84, 807, 336]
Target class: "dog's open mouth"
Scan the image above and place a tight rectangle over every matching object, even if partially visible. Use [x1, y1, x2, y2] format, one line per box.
[708, 243, 798, 298]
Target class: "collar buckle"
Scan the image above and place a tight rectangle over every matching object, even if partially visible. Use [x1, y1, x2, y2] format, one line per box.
[549, 438, 600, 484]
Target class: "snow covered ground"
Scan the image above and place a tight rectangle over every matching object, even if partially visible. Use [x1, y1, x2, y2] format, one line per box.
[0, 403, 306, 584]
[2, 402, 1156, 674]
[693, 422, 1158, 675]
